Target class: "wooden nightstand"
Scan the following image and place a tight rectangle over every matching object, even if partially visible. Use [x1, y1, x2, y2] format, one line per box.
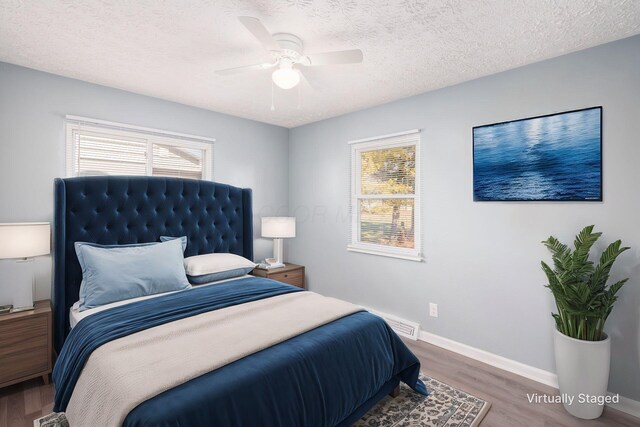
[0, 300, 52, 388]
[251, 263, 305, 289]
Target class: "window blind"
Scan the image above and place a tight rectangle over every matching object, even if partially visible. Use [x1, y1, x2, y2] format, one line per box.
[66, 120, 212, 180]
[349, 130, 421, 261]
[152, 144, 204, 179]
[74, 130, 148, 176]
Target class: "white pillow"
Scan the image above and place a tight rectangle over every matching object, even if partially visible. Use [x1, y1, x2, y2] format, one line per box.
[184, 253, 256, 284]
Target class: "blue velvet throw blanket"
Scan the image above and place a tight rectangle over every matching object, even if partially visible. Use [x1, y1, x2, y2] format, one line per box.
[53, 277, 427, 426]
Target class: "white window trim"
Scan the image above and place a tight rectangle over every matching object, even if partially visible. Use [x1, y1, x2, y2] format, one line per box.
[348, 130, 422, 262]
[65, 116, 214, 180]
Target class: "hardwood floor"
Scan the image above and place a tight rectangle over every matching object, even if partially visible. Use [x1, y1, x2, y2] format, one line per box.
[0, 375, 53, 427]
[1, 339, 638, 426]
[405, 339, 639, 426]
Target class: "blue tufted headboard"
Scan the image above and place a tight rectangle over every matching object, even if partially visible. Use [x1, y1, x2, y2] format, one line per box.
[53, 176, 253, 352]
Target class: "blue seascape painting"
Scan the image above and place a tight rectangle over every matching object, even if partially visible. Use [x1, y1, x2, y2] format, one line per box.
[473, 107, 602, 201]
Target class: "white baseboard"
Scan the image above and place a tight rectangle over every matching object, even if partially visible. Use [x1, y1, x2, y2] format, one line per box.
[607, 393, 640, 419]
[418, 330, 640, 419]
[418, 331, 559, 388]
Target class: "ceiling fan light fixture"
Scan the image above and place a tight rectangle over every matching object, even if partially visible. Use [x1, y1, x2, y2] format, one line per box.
[216, 17, 364, 93]
[272, 66, 300, 90]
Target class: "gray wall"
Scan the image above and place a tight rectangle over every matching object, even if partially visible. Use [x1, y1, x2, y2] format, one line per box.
[0, 62, 289, 304]
[288, 35, 640, 400]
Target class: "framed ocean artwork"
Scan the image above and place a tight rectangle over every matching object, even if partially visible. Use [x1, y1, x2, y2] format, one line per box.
[473, 106, 602, 201]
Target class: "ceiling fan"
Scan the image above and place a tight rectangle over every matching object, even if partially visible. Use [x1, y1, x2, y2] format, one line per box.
[216, 16, 363, 90]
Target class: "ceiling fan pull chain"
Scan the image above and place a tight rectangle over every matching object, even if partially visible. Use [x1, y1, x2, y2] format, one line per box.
[270, 80, 275, 111]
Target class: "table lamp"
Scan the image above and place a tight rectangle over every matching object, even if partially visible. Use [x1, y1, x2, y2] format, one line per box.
[261, 217, 296, 265]
[0, 223, 51, 312]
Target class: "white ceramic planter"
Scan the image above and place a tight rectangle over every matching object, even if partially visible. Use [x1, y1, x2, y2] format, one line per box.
[553, 329, 611, 419]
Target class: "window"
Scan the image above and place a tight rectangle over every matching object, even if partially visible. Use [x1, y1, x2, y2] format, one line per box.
[348, 130, 421, 261]
[65, 117, 213, 180]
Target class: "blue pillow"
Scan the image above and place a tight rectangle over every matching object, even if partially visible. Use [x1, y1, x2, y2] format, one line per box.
[187, 268, 254, 285]
[75, 238, 191, 311]
[159, 236, 187, 252]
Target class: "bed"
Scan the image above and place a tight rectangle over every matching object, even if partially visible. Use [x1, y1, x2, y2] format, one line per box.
[52, 176, 426, 426]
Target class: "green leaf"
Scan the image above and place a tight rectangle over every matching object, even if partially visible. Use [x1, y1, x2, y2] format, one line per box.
[541, 226, 630, 341]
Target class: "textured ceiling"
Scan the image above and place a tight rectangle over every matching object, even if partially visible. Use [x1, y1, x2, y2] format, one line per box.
[1, 1, 639, 128]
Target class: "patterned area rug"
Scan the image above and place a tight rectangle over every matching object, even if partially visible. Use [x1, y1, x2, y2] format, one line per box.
[355, 374, 491, 426]
[35, 373, 490, 427]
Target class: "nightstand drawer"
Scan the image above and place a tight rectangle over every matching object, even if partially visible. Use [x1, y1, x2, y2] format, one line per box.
[0, 345, 49, 384]
[0, 315, 48, 354]
[251, 263, 305, 289]
[269, 269, 304, 287]
[0, 301, 52, 389]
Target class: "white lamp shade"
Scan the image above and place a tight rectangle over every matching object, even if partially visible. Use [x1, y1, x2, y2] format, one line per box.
[261, 217, 296, 238]
[0, 223, 51, 259]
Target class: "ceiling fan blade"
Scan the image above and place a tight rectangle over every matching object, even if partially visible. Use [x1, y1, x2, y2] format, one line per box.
[215, 62, 274, 76]
[297, 67, 314, 91]
[238, 16, 280, 52]
[302, 49, 363, 66]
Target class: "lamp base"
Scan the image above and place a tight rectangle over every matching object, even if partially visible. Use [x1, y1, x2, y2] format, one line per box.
[272, 238, 284, 264]
[10, 305, 35, 313]
[11, 258, 36, 312]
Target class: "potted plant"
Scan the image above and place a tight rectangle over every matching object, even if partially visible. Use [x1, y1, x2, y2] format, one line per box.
[541, 225, 630, 419]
